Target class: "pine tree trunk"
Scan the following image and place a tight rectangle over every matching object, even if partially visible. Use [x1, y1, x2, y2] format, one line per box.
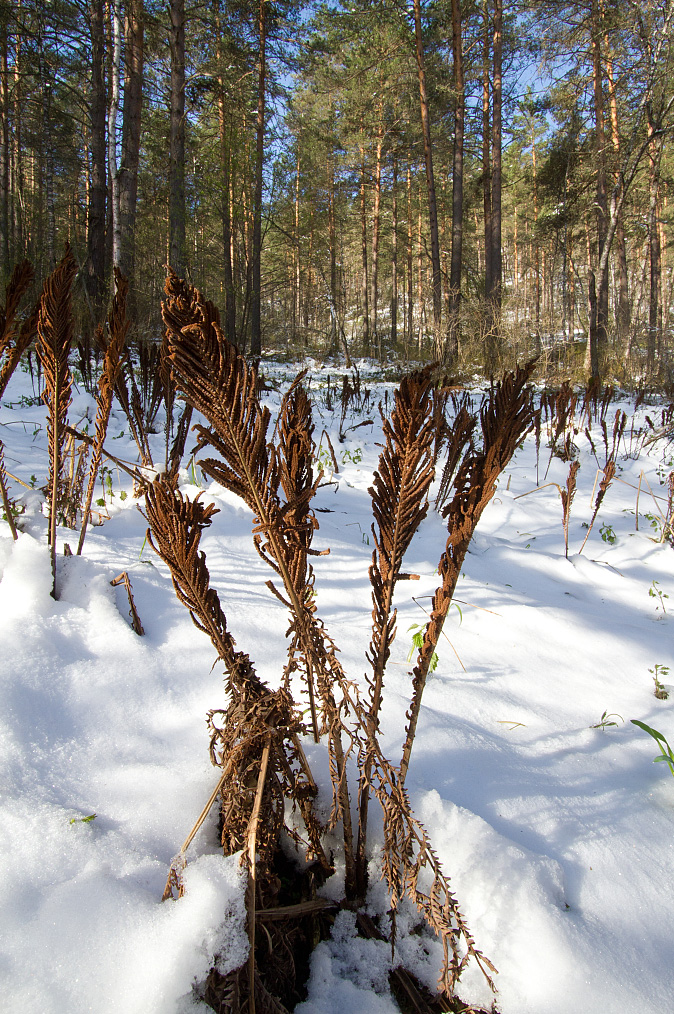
[490, 0, 502, 315]
[108, 0, 122, 273]
[118, 0, 143, 310]
[412, 0, 442, 331]
[482, 0, 492, 306]
[591, 0, 609, 348]
[371, 112, 383, 351]
[0, 25, 9, 278]
[169, 0, 186, 278]
[250, 0, 266, 358]
[604, 38, 630, 335]
[448, 0, 464, 361]
[391, 157, 398, 347]
[360, 135, 370, 351]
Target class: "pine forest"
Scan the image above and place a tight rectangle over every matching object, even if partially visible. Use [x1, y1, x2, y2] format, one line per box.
[1, 0, 673, 381]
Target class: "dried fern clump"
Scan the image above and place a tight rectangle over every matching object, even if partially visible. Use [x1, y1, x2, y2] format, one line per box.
[150, 273, 511, 1010]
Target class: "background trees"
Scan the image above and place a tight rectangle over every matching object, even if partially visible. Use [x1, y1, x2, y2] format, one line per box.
[0, 0, 673, 379]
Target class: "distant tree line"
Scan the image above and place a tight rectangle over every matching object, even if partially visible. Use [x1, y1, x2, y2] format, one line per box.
[0, 0, 673, 380]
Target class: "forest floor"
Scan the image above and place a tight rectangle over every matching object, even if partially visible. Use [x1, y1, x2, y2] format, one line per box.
[1, 358, 673, 1014]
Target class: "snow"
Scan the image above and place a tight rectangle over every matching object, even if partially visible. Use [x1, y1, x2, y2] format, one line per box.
[2, 358, 674, 1013]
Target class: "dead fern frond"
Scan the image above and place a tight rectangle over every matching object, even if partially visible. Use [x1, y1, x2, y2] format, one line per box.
[78, 271, 129, 555]
[400, 361, 537, 784]
[36, 246, 77, 597]
[371, 757, 497, 998]
[356, 366, 439, 896]
[560, 460, 580, 559]
[162, 273, 356, 890]
[0, 259, 34, 360]
[144, 478, 260, 697]
[578, 460, 616, 554]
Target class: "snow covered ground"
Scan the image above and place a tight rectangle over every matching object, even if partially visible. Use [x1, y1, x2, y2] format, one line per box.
[1, 358, 673, 1014]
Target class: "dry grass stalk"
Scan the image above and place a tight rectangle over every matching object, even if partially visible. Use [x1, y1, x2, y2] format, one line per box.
[110, 571, 144, 635]
[400, 362, 537, 785]
[77, 272, 129, 555]
[36, 246, 77, 597]
[560, 460, 580, 558]
[356, 366, 439, 896]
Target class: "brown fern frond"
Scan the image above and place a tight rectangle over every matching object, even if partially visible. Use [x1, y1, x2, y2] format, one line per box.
[435, 404, 476, 511]
[356, 367, 439, 895]
[77, 271, 130, 555]
[0, 259, 33, 356]
[371, 759, 497, 998]
[560, 460, 580, 558]
[36, 246, 77, 595]
[144, 477, 261, 698]
[400, 361, 537, 784]
[162, 273, 354, 893]
[579, 459, 616, 554]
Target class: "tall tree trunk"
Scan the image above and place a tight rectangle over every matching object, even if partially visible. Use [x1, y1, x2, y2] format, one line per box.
[118, 0, 143, 309]
[604, 34, 630, 335]
[0, 24, 9, 278]
[294, 149, 301, 343]
[448, 0, 464, 360]
[648, 113, 662, 375]
[490, 0, 502, 317]
[87, 0, 107, 315]
[591, 0, 609, 346]
[391, 156, 398, 347]
[328, 153, 338, 351]
[482, 0, 492, 305]
[11, 17, 23, 258]
[215, 4, 236, 344]
[407, 165, 413, 347]
[531, 124, 540, 343]
[371, 108, 383, 351]
[412, 0, 442, 331]
[169, 0, 186, 278]
[359, 134, 369, 350]
[108, 0, 122, 272]
[250, 0, 266, 357]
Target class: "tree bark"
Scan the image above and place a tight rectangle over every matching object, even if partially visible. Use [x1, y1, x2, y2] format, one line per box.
[118, 0, 144, 308]
[359, 133, 369, 350]
[591, 0, 609, 346]
[412, 0, 442, 331]
[391, 157, 398, 347]
[604, 35, 630, 335]
[250, 0, 266, 357]
[87, 0, 107, 315]
[490, 0, 502, 316]
[371, 108, 383, 350]
[448, 0, 464, 360]
[108, 0, 122, 272]
[169, 0, 186, 278]
[482, 0, 492, 305]
[0, 24, 9, 278]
